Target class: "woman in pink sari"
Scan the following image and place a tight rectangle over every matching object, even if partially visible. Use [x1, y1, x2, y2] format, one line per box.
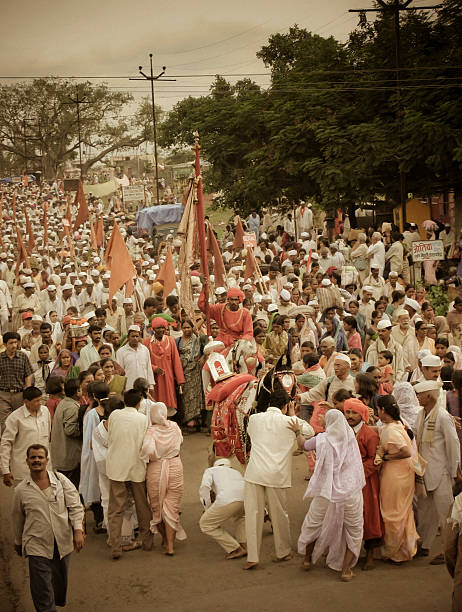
[141, 402, 186, 555]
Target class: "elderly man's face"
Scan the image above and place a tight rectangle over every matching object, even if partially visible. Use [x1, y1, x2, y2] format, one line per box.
[423, 366, 441, 381]
[378, 328, 391, 342]
[333, 360, 349, 378]
[320, 341, 333, 357]
[227, 297, 240, 311]
[363, 290, 372, 302]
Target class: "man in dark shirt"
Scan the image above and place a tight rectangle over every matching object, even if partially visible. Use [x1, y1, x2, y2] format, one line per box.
[0, 332, 33, 432]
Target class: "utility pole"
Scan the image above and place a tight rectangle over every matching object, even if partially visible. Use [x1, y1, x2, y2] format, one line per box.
[130, 54, 175, 205]
[64, 86, 92, 178]
[349, 0, 441, 225]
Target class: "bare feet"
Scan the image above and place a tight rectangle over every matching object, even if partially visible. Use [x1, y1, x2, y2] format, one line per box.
[243, 562, 258, 570]
[340, 569, 355, 582]
[272, 553, 293, 563]
[302, 557, 311, 571]
[226, 546, 247, 560]
[164, 551, 175, 556]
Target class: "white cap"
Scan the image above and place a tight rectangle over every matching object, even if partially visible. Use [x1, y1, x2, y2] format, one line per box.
[85, 311, 96, 320]
[85, 279, 94, 285]
[321, 279, 331, 287]
[23, 282, 35, 288]
[414, 380, 442, 393]
[370, 263, 380, 269]
[74, 280, 83, 286]
[311, 253, 319, 260]
[268, 304, 278, 313]
[254, 294, 262, 303]
[363, 285, 374, 293]
[377, 319, 392, 330]
[284, 282, 294, 289]
[91, 270, 99, 277]
[287, 249, 297, 256]
[62, 284, 73, 291]
[103, 272, 111, 279]
[123, 298, 133, 304]
[405, 297, 420, 311]
[128, 324, 141, 333]
[215, 287, 227, 295]
[280, 289, 291, 301]
[32, 314, 42, 321]
[334, 354, 351, 366]
[300, 232, 309, 238]
[261, 232, 268, 240]
[94, 257, 101, 263]
[225, 242, 233, 248]
[141, 261, 149, 267]
[389, 271, 398, 277]
[47, 284, 57, 291]
[421, 355, 442, 368]
[395, 309, 408, 318]
[243, 284, 252, 290]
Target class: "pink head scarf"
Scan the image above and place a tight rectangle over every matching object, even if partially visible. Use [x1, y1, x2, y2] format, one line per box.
[141, 402, 183, 461]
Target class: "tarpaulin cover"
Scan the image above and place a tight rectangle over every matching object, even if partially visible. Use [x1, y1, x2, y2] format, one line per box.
[83, 179, 119, 198]
[136, 203, 184, 233]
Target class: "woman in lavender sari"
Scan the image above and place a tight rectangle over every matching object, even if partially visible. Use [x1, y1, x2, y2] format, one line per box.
[291, 409, 365, 581]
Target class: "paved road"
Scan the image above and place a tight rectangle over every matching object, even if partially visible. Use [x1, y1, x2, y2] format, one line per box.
[1, 433, 452, 612]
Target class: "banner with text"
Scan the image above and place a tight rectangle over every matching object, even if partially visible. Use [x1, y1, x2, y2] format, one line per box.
[412, 240, 444, 262]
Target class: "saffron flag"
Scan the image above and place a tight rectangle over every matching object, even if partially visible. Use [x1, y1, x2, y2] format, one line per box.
[23, 173, 28, 187]
[96, 217, 104, 247]
[66, 200, 72, 225]
[16, 228, 30, 277]
[207, 224, 226, 288]
[244, 247, 257, 281]
[233, 216, 245, 250]
[107, 220, 136, 303]
[25, 210, 35, 254]
[155, 246, 177, 304]
[73, 180, 89, 230]
[90, 218, 98, 251]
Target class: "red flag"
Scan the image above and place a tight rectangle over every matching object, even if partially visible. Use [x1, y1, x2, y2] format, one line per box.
[104, 226, 116, 268]
[207, 225, 226, 288]
[107, 221, 136, 303]
[23, 173, 28, 187]
[90, 218, 98, 251]
[0, 191, 3, 227]
[66, 200, 72, 224]
[244, 247, 257, 281]
[155, 246, 177, 304]
[306, 249, 312, 270]
[233, 216, 245, 250]
[73, 180, 89, 230]
[43, 204, 48, 247]
[96, 217, 104, 247]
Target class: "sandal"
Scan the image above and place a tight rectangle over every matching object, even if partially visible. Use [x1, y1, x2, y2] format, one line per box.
[122, 541, 142, 553]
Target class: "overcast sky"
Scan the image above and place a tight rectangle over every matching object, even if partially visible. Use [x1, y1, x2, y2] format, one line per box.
[0, 0, 439, 110]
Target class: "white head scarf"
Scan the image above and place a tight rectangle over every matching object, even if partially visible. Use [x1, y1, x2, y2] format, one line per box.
[393, 382, 420, 433]
[448, 345, 462, 370]
[150, 402, 168, 426]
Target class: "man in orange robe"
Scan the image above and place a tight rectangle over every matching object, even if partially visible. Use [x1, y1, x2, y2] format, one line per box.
[344, 398, 383, 570]
[198, 287, 253, 349]
[144, 317, 185, 415]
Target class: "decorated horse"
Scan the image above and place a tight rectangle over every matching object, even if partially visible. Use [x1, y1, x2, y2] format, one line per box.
[208, 352, 297, 465]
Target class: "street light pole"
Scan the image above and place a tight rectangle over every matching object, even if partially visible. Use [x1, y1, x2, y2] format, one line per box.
[130, 54, 176, 205]
[64, 86, 91, 178]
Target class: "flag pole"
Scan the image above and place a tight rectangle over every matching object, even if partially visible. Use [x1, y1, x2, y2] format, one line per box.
[194, 131, 211, 335]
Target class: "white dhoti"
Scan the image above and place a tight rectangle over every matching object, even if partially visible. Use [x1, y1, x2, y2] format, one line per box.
[417, 474, 453, 552]
[298, 491, 364, 571]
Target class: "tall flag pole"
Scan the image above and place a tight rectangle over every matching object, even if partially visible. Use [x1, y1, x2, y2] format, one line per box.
[194, 131, 211, 335]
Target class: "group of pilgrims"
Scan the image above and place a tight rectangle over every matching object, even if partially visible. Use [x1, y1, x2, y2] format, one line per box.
[2, 180, 462, 610]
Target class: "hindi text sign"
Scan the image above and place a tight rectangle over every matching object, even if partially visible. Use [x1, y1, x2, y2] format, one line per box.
[243, 232, 257, 248]
[412, 240, 444, 262]
[122, 185, 145, 202]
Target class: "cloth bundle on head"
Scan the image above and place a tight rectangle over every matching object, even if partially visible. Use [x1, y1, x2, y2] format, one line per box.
[227, 288, 244, 302]
[393, 382, 420, 432]
[343, 398, 369, 422]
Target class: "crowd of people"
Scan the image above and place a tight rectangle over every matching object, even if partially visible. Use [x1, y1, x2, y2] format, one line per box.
[1, 182, 462, 610]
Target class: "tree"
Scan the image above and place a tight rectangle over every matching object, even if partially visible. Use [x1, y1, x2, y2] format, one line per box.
[0, 79, 153, 179]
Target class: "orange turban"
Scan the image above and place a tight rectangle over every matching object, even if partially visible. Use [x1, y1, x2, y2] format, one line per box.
[150, 317, 168, 329]
[343, 398, 369, 422]
[227, 288, 244, 302]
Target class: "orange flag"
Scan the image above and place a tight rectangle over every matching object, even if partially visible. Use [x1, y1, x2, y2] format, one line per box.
[244, 247, 257, 281]
[104, 226, 116, 268]
[43, 204, 48, 247]
[73, 180, 89, 230]
[233, 216, 245, 250]
[107, 221, 136, 303]
[96, 217, 104, 247]
[207, 225, 226, 287]
[66, 200, 72, 224]
[155, 246, 177, 304]
[0, 191, 3, 226]
[23, 173, 28, 187]
[90, 218, 98, 251]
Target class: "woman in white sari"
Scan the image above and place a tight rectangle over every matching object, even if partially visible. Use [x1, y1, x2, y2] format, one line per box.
[291, 410, 365, 581]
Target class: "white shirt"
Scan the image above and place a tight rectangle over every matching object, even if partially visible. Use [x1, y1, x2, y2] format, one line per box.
[0, 405, 52, 480]
[78, 342, 101, 371]
[116, 343, 155, 389]
[107, 407, 147, 482]
[199, 465, 245, 509]
[367, 241, 385, 272]
[244, 407, 313, 488]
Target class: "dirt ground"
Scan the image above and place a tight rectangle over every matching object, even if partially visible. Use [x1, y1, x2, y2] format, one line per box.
[0, 433, 453, 612]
